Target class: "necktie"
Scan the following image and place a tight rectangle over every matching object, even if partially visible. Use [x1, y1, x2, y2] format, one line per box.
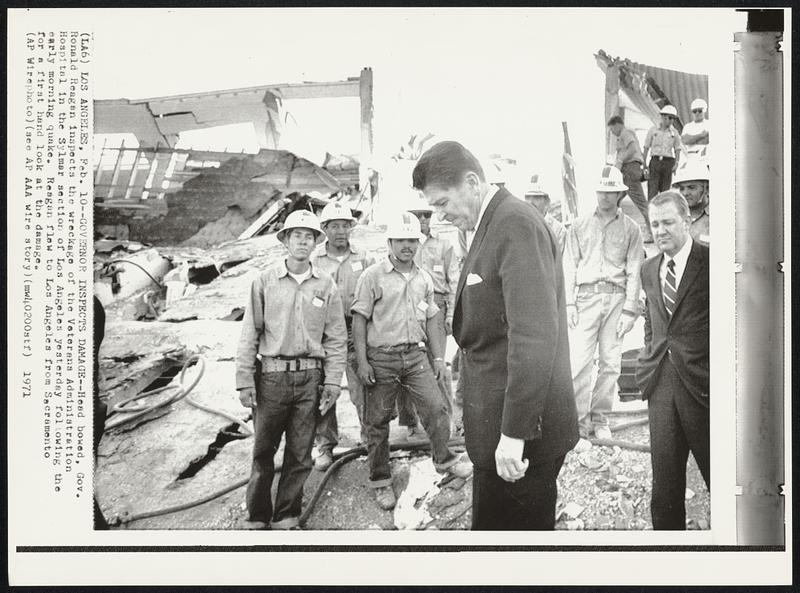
[663, 258, 677, 317]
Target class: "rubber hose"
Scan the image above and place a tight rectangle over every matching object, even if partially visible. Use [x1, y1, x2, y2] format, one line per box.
[104, 258, 165, 289]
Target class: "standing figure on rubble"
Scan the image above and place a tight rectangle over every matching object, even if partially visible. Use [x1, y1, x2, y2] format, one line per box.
[310, 202, 375, 470]
[236, 209, 347, 530]
[396, 194, 460, 440]
[351, 212, 473, 511]
[414, 141, 578, 530]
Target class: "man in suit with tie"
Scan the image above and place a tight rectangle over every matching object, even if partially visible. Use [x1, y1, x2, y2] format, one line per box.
[637, 190, 710, 530]
[413, 141, 579, 530]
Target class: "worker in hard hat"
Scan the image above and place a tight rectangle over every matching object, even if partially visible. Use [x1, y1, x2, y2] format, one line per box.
[351, 212, 472, 511]
[395, 194, 460, 440]
[671, 160, 710, 246]
[681, 98, 709, 162]
[607, 115, 652, 243]
[236, 209, 347, 530]
[309, 202, 375, 471]
[564, 166, 644, 452]
[523, 176, 567, 254]
[643, 104, 684, 199]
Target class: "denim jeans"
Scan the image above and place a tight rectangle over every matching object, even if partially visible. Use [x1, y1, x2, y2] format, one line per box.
[365, 346, 455, 485]
[569, 291, 625, 438]
[246, 368, 321, 524]
[397, 294, 454, 427]
[647, 157, 675, 199]
[620, 161, 650, 229]
[315, 350, 367, 452]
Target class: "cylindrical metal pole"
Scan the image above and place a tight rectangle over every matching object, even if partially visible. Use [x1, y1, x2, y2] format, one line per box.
[734, 29, 785, 545]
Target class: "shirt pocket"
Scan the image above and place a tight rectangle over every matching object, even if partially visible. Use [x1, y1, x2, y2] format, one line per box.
[303, 291, 327, 339]
[409, 282, 430, 324]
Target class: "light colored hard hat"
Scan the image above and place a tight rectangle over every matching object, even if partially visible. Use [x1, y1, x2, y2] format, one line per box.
[524, 174, 549, 198]
[660, 104, 678, 117]
[385, 211, 424, 241]
[406, 191, 433, 214]
[690, 98, 708, 111]
[276, 209, 325, 243]
[484, 161, 505, 185]
[595, 165, 628, 192]
[319, 201, 356, 225]
[672, 160, 709, 185]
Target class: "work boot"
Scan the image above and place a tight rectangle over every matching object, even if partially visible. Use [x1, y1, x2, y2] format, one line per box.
[314, 450, 334, 471]
[405, 425, 427, 442]
[270, 516, 300, 530]
[437, 454, 473, 479]
[594, 426, 613, 441]
[374, 486, 397, 510]
[241, 519, 269, 530]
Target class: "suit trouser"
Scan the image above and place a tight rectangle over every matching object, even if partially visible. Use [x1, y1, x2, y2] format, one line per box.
[647, 157, 675, 199]
[648, 357, 710, 530]
[569, 290, 625, 438]
[472, 454, 567, 530]
[247, 368, 320, 524]
[620, 161, 649, 229]
[364, 346, 455, 485]
[397, 294, 454, 427]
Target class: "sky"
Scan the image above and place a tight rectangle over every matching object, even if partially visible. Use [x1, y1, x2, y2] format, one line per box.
[79, 8, 745, 215]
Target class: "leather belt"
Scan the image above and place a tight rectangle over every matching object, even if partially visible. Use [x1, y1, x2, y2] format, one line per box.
[371, 342, 425, 353]
[261, 357, 322, 372]
[578, 281, 625, 295]
[652, 155, 674, 161]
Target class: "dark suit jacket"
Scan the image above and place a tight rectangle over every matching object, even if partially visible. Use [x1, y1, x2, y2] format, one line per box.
[453, 187, 579, 470]
[636, 240, 709, 405]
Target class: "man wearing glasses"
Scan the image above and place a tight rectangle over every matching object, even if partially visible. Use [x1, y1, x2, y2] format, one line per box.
[643, 105, 684, 199]
[681, 98, 710, 163]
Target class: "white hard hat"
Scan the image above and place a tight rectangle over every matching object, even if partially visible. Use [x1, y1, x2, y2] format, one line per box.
[276, 209, 325, 243]
[386, 211, 424, 241]
[596, 165, 628, 192]
[319, 202, 356, 225]
[660, 104, 678, 117]
[672, 160, 709, 185]
[690, 98, 708, 111]
[484, 161, 505, 185]
[524, 174, 549, 198]
[406, 190, 433, 214]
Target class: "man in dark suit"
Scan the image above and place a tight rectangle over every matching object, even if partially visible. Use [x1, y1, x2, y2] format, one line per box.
[413, 141, 579, 530]
[637, 190, 710, 530]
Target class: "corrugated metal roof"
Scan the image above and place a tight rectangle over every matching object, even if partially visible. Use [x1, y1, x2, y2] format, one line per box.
[596, 50, 708, 130]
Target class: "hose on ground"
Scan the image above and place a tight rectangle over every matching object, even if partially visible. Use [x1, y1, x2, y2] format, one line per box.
[110, 436, 466, 527]
[104, 355, 253, 436]
[103, 258, 165, 290]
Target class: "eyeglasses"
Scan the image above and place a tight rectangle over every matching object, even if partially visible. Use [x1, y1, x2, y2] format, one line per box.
[692, 109, 704, 113]
[415, 212, 432, 219]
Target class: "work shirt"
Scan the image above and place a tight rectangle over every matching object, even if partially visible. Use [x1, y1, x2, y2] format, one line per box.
[413, 233, 459, 323]
[564, 208, 644, 313]
[351, 257, 440, 348]
[615, 127, 644, 164]
[235, 260, 347, 391]
[682, 119, 709, 159]
[644, 125, 683, 159]
[311, 242, 375, 319]
[545, 213, 567, 255]
[690, 206, 710, 246]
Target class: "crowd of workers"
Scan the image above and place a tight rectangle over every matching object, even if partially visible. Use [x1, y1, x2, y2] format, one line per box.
[232, 100, 711, 531]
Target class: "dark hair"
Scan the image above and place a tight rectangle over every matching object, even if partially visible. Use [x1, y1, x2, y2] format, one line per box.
[412, 141, 485, 190]
[607, 115, 624, 126]
[650, 190, 690, 218]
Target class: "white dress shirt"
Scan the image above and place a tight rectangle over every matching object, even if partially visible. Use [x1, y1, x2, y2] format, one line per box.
[465, 184, 498, 252]
[659, 236, 693, 290]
